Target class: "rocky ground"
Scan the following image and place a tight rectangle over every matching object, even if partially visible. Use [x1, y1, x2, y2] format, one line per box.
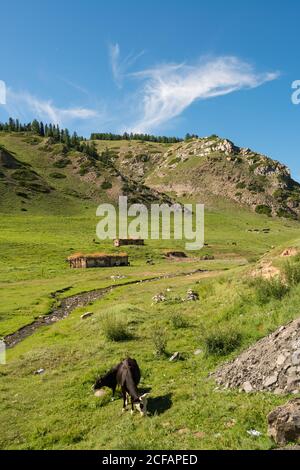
[214, 318, 300, 395]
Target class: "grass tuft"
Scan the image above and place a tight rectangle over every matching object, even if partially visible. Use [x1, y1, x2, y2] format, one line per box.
[101, 314, 133, 342]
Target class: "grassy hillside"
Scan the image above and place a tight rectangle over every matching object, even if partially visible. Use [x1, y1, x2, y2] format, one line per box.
[2, 247, 300, 449]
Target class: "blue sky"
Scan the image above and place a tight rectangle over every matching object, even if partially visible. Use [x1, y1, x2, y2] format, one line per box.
[1, 0, 300, 178]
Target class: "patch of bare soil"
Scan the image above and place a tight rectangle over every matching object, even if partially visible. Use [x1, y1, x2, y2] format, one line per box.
[281, 248, 299, 258]
[251, 261, 280, 279]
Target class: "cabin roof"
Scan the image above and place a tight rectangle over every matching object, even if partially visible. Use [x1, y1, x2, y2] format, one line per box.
[67, 252, 128, 260]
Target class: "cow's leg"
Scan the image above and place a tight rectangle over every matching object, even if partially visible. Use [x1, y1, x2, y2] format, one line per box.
[122, 388, 127, 412]
[111, 385, 116, 401]
[131, 397, 135, 415]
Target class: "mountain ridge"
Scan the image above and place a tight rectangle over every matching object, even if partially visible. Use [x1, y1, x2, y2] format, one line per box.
[1, 131, 299, 219]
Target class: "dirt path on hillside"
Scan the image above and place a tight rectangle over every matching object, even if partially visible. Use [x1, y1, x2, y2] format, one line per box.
[4, 268, 216, 349]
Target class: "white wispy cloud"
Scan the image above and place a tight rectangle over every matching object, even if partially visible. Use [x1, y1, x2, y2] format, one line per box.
[3, 88, 99, 127]
[126, 56, 279, 133]
[109, 42, 145, 88]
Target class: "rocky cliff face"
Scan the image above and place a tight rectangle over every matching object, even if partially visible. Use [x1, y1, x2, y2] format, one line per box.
[140, 136, 300, 219]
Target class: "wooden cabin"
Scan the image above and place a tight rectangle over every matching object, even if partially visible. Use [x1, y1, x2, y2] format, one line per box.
[114, 238, 144, 247]
[67, 252, 129, 269]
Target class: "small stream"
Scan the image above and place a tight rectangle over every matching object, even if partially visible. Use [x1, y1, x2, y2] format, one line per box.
[4, 268, 206, 349]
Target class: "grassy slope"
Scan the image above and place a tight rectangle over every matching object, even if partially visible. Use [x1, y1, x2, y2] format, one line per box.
[1, 133, 300, 449]
[2, 265, 300, 450]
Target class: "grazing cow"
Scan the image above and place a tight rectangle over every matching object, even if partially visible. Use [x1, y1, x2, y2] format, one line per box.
[116, 358, 148, 416]
[93, 362, 121, 398]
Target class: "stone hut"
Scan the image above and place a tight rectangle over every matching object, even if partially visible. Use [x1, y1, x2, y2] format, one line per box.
[67, 252, 129, 269]
[114, 238, 144, 247]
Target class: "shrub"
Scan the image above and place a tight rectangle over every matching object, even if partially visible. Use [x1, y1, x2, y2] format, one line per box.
[49, 172, 66, 179]
[251, 277, 288, 304]
[255, 205, 272, 216]
[170, 312, 189, 329]
[16, 191, 29, 198]
[101, 181, 113, 190]
[203, 326, 242, 356]
[277, 207, 296, 219]
[102, 314, 132, 342]
[53, 158, 71, 168]
[283, 261, 300, 287]
[168, 157, 181, 166]
[151, 324, 168, 356]
[11, 168, 38, 181]
[236, 182, 246, 189]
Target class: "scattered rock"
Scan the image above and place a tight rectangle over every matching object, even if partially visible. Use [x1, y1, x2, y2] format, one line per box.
[214, 318, 300, 394]
[178, 428, 189, 435]
[225, 419, 236, 429]
[194, 431, 206, 439]
[169, 352, 180, 362]
[81, 312, 93, 320]
[110, 274, 127, 281]
[268, 399, 300, 445]
[247, 429, 262, 437]
[152, 293, 166, 304]
[242, 381, 253, 393]
[194, 349, 203, 356]
[94, 389, 106, 398]
[186, 289, 199, 301]
[292, 350, 300, 366]
[264, 374, 278, 388]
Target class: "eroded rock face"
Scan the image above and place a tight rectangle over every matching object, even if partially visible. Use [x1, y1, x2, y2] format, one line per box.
[214, 318, 300, 394]
[268, 399, 300, 445]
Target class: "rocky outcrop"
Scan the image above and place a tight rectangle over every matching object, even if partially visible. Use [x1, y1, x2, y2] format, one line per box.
[214, 318, 300, 395]
[143, 136, 300, 220]
[268, 399, 300, 445]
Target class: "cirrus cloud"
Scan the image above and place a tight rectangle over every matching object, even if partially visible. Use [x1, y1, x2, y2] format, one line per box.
[126, 56, 279, 133]
[3, 88, 100, 127]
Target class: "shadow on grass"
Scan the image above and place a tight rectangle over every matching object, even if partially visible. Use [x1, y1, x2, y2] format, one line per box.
[147, 393, 173, 416]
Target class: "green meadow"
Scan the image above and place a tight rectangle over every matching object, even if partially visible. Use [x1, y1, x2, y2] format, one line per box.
[1, 203, 300, 449]
[2, 132, 300, 450]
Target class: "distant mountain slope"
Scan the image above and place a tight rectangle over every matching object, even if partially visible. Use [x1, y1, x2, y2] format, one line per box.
[1, 131, 300, 219]
[94, 136, 300, 219]
[0, 133, 171, 214]
[143, 137, 300, 219]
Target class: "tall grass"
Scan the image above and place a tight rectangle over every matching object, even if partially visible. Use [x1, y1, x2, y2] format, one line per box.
[170, 312, 189, 329]
[283, 261, 300, 287]
[101, 314, 132, 342]
[203, 325, 242, 356]
[151, 323, 168, 356]
[251, 277, 288, 305]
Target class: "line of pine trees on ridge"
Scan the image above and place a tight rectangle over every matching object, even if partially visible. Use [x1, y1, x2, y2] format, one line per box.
[90, 132, 184, 143]
[0, 117, 200, 154]
[0, 117, 99, 159]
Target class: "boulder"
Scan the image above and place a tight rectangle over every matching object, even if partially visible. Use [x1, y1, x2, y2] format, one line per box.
[268, 399, 300, 445]
[81, 312, 93, 320]
[169, 352, 180, 362]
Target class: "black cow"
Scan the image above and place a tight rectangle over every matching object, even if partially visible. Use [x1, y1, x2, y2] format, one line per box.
[116, 358, 148, 416]
[93, 358, 148, 416]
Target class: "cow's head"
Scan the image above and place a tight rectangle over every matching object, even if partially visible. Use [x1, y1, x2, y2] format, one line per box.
[93, 376, 105, 391]
[134, 393, 149, 417]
